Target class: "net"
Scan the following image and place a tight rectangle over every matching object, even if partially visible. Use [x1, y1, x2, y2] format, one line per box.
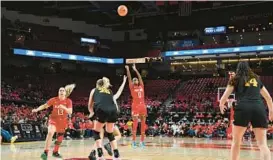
[217, 87, 236, 102]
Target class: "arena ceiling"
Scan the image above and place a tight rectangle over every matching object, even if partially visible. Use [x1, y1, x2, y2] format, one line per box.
[1, 1, 271, 31]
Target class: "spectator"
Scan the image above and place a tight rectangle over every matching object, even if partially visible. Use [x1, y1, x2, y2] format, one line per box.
[84, 120, 93, 138]
[1, 128, 18, 143]
[126, 119, 133, 136]
[73, 118, 82, 139]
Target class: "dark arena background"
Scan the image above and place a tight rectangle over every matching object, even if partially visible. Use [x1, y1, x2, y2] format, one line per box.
[1, 1, 273, 160]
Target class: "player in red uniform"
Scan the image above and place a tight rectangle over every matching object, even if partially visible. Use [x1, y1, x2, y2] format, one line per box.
[227, 71, 236, 139]
[32, 84, 75, 160]
[125, 64, 147, 148]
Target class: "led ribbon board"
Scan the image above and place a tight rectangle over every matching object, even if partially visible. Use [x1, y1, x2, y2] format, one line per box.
[80, 37, 97, 44]
[163, 45, 273, 57]
[204, 26, 226, 35]
[13, 48, 124, 64]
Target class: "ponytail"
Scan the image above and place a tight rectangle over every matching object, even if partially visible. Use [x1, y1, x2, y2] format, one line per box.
[64, 84, 76, 97]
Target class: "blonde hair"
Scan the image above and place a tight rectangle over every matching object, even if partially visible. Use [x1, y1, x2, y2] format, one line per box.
[96, 78, 111, 94]
[102, 77, 109, 84]
[96, 79, 103, 88]
[64, 84, 76, 97]
[96, 77, 110, 89]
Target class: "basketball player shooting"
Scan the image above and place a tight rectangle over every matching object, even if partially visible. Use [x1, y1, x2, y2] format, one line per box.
[32, 84, 75, 160]
[125, 64, 147, 148]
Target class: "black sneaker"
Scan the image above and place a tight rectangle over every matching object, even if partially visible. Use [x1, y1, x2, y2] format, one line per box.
[88, 150, 96, 160]
[104, 143, 113, 156]
[113, 149, 120, 160]
[52, 152, 63, 158]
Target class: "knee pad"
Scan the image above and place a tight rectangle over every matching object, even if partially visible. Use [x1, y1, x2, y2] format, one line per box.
[105, 132, 115, 142]
[93, 131, 101, 141]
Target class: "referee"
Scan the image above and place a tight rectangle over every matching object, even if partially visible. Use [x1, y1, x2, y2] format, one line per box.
[220, 62, 272, 160]
[88, 76, 127, 160]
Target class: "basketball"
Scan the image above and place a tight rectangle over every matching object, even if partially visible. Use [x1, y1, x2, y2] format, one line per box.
[117, 5, 128, 17]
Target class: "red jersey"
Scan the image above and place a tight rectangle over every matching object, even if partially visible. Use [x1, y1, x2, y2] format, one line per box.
[47, 97, 72, 120]
[230, 106, 234, 121]
[129, 84, 145, 105]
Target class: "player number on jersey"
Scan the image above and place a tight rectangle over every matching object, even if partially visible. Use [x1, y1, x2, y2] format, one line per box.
[58, 109, 64, 115]
[138, 91, 142, 98]
[245, 78, 258, 87]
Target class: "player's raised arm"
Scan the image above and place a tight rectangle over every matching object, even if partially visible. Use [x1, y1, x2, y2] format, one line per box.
[32, 103, 49, 113]
[88, 88, 96, 115]
[114, 75, 127, 100]
[125, 65, 133, 86]
[132, 64, 144, 86]
[32, 98, 54, 113]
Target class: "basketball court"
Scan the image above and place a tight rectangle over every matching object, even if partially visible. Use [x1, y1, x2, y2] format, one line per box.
[1, 137, 273, 160]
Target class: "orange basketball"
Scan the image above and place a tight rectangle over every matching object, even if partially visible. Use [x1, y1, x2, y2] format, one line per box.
[117, 5, 128, 17]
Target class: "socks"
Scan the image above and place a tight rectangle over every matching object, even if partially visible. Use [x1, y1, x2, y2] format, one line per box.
[132, 119, 138, 141]
[140, 118, 146, 142]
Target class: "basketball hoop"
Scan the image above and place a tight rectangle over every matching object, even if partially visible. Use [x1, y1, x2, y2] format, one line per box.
[217, 87, 236, 102]
[89, 44, 95, 53]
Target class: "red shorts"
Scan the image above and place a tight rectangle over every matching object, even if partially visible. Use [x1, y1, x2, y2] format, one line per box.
[132, 104, 147, 117]
[48, 118, 68, 133]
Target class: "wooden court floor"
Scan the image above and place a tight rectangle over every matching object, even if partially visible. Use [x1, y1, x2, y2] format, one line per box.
[1, 137, 273, 160]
